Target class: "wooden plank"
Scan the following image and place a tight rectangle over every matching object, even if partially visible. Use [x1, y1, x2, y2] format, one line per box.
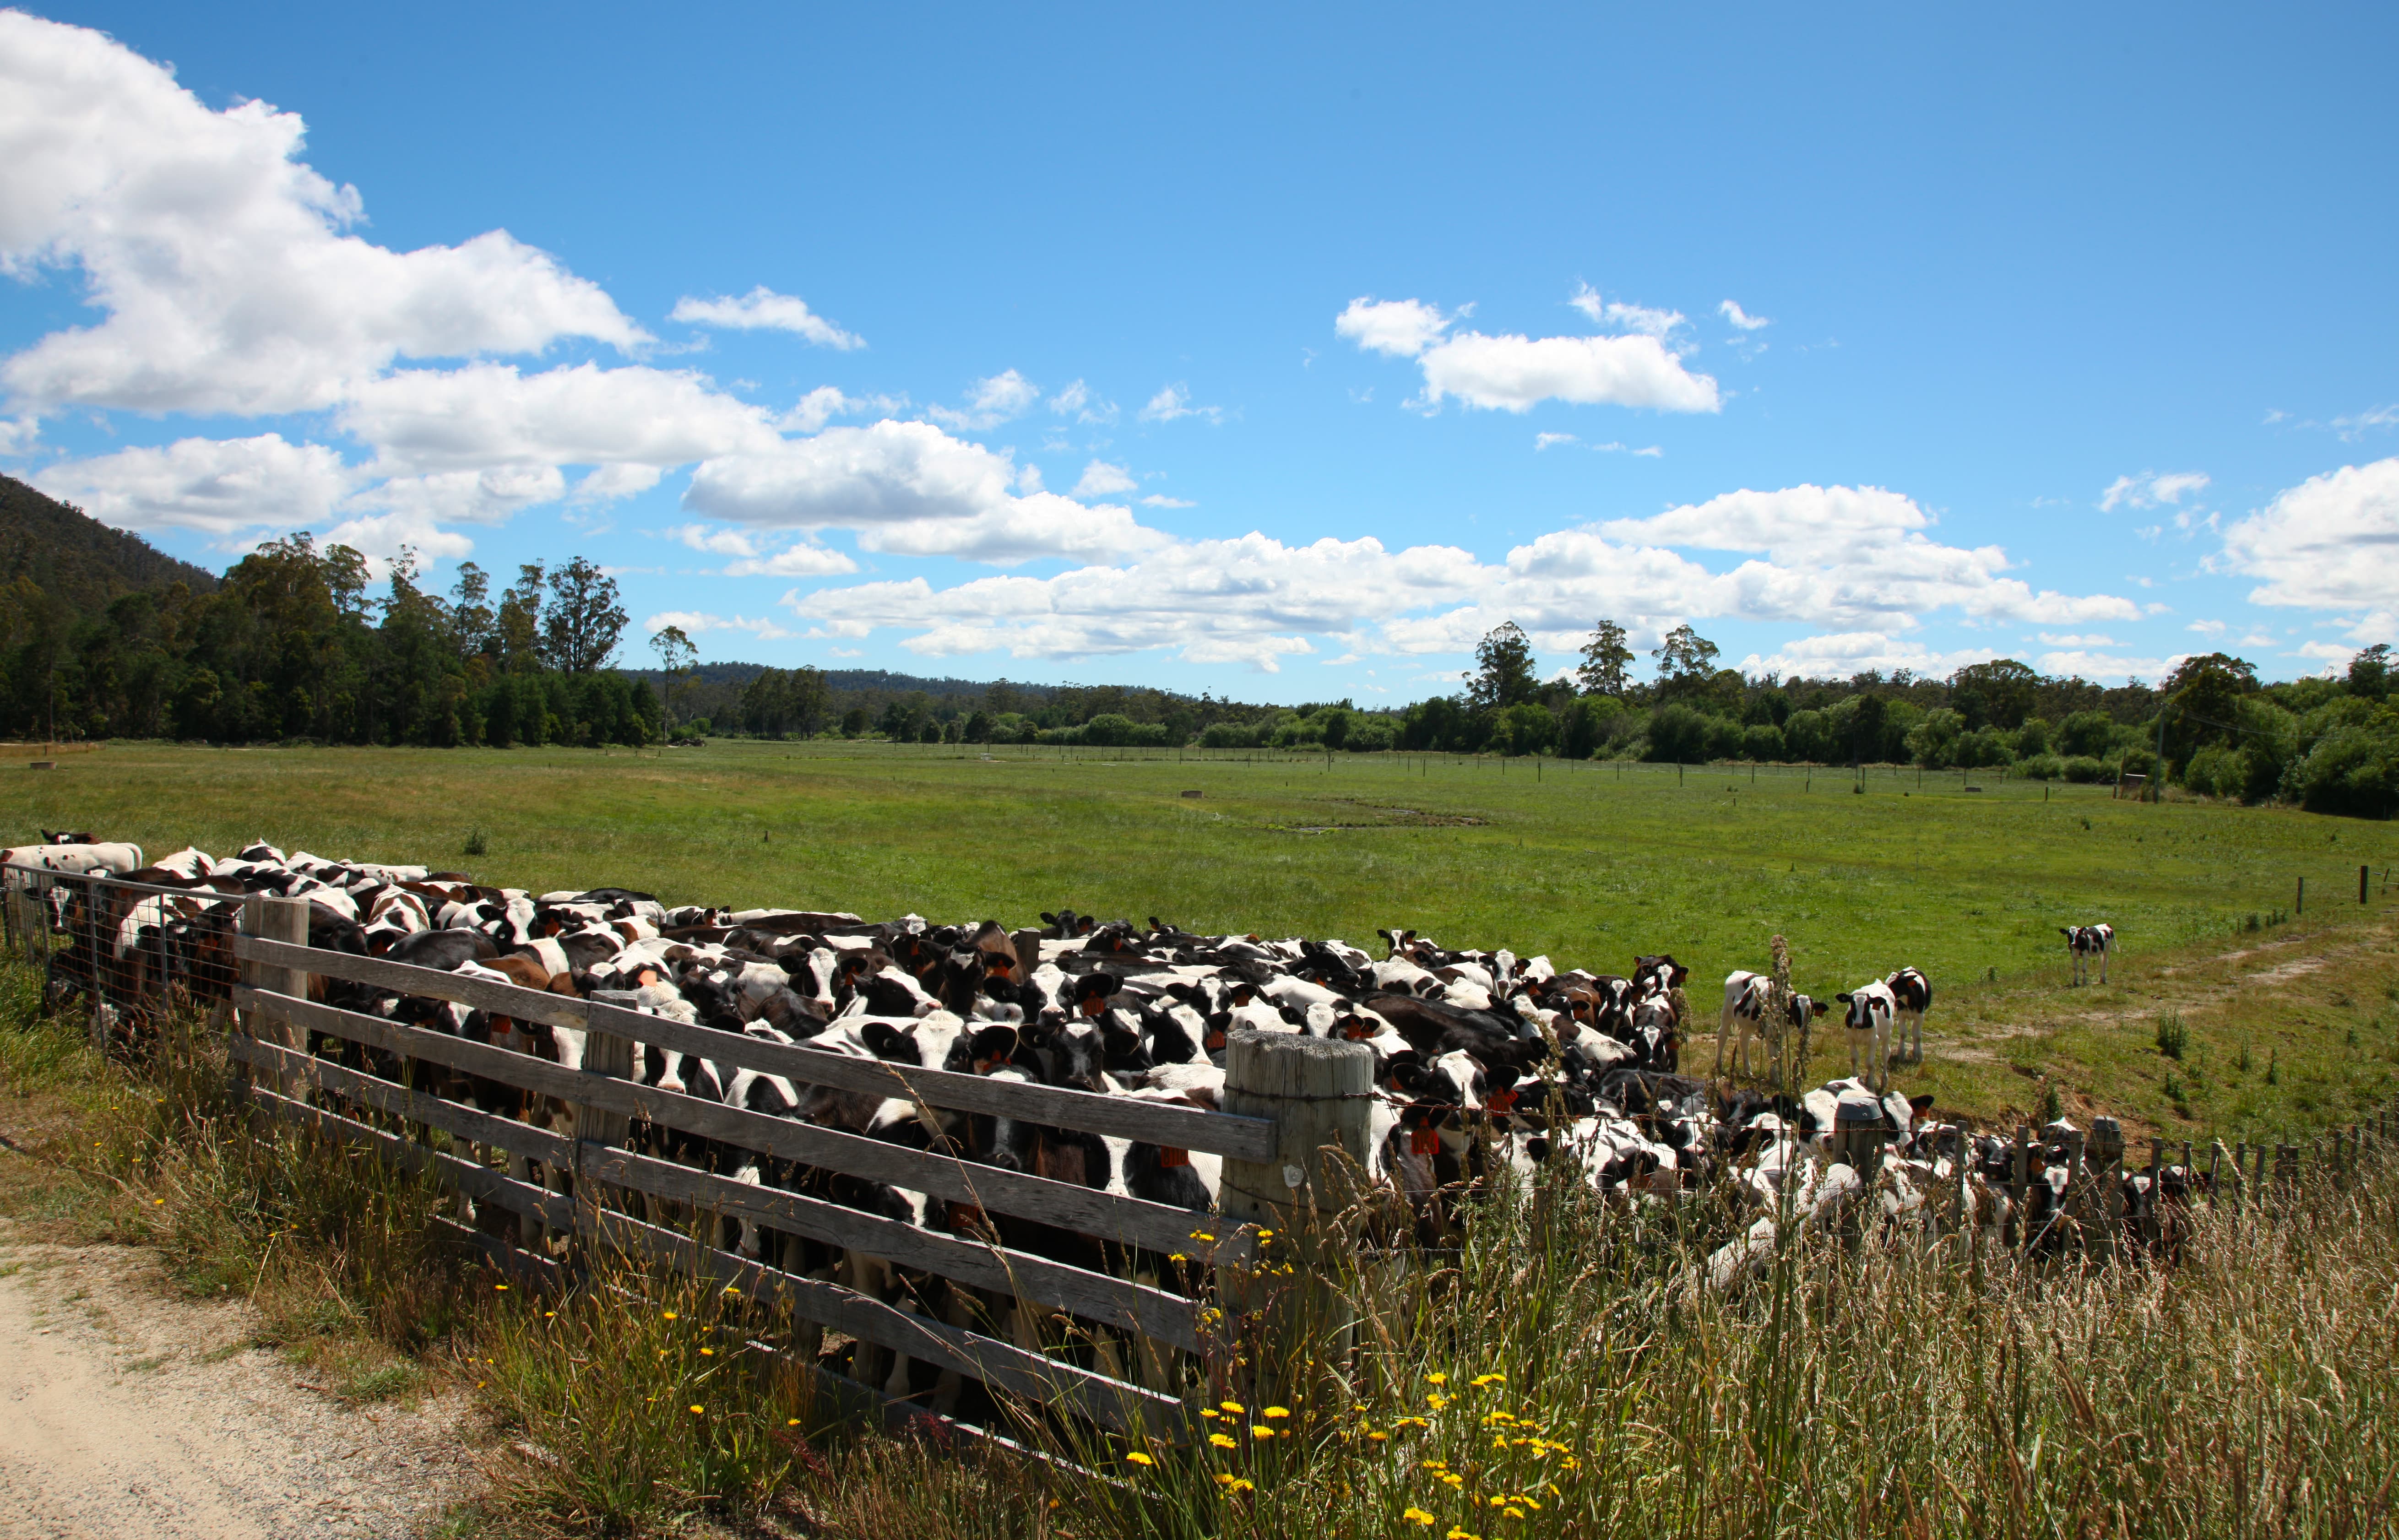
[241, 989, 1244, 1262]
[582, 1206, 1186, 1441]
[244, 1082, 576, 1231]
[237, 936, 1275, 1160]
[584, 1144, 1200, 1352]
[238, 937, 596, 1029]
[228, 1034, 575, 1170]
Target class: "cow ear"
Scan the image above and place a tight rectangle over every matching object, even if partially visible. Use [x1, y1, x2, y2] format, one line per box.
[971, 1025, 1017, 1063]
[861, 1021, 906, 1059]
[1041, 912, 1058, 926]
[1909, 1093, 1936, 1113]
[1102, 1026, 1142, 1056]
[1836, 992, 1853, 1003]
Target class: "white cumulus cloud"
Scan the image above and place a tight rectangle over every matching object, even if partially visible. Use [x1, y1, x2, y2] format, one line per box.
[668, 287, 862, 349]
[685, 418, 1166, 564]
[0, 12, 642, 417]
[928, 369, 1041, 431]
[32, 433, 355, 537]
[1720, 300, 1771, 331]
[2219, 456, 2399, 642]
[1341, 291, 1719, 414]
[1071, 459, 1138, 499]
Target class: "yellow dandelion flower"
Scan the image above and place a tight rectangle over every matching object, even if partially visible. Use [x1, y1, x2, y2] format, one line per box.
[1126, 1451, 1155, 1466]
[1210, 1433, 1238, 1448]
[688, 1404, 704, 1415]
[1169, 1252, 1188, 1263]
[700, 1347, 715, 1356]
[1403, 1508, 1437, 1527]
[1257, 1228, 1276, 1238]
[1221, 1400, 1245, 1413]
[1471, 1372, 1506, 1387]
[1446, 1528, 1481, 1540]
[1226, 1477, 1255, 1493]
[493, 1283, 509, 1291]
[1517, 1498, 1542, 1511]
[662, 1312, 678, 1321]
[1426, 1372, 1449, 1385]
[1440, 1472, 1465, 1488]
[1368, 1430, 1389, 1442]
[1190, 1231, 1216, 1241]
[1250, 1426, 1273, 1439]
[1504, 1508, 1525, 1521]
[1200, 1407, 1219, 1419]
[1264, 1406, 1291, 1418]
[788, 1418, 802, 1426]
[1215, 1473, 1237, 1486]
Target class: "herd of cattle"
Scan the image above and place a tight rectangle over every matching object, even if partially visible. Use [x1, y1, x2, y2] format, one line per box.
[7, 833, 2161, 1396]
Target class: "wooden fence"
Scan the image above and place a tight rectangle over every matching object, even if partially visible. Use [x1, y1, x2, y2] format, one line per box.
[12, 867, 2399, 1451]
[223, 894, 1335, 1448]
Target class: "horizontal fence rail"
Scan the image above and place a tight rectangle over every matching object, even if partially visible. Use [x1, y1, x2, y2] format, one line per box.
[233, 935, 1276, 1161]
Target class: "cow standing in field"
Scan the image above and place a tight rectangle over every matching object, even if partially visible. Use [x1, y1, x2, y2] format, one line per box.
[2060, 924, 2113, 986]
[1884, 967, 1932, 1064]
[1716, 970, 1830, 1080]
[1835, 981, 1897, 1091]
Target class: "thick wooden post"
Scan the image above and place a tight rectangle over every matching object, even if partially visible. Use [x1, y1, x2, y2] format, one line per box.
[572, 1018, 636, 1240]
[239, 895, 311, 1097]
[2010, 1125, 2030, 1250]
[1215, 1028, 1374, 1398]
[2090, 1120, 2121, 1260]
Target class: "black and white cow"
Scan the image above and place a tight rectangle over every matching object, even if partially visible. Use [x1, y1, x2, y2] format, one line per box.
[1883, 967, 1932, 1063]
[1715, 971, 1830, 1079]
[1833, 980, 1897, 1090]
[2060, 924, 2113, 986]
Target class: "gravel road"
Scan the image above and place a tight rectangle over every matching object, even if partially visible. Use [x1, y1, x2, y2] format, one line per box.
[0, 1225, 482, 1540]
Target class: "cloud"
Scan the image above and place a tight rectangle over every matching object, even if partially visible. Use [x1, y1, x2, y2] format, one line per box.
[0, 416, 37, 455]
[783, 480, 2141, 671]
[1140, 494, 1194, 509]
[1720, 300, 1771, 332]
[348, 464, 568, 526]
[0, 12, 642, 417]
[1341, 290, 1719, 414]
[1140, 383, 1224, 424]
[2034, 649, 2187, 683]
[2038, 633, 2117, 647]
[1535, 432, 1578, 451]
[1071, 459, 1138, 499]
[927, 369, 1040, 431]
[571, 463, 665, 505]
[685, 418, 1167, 564]
[338, 362, 783, 476]
[2333, 404, 2399, 442]
[320, 508, 475, 564]
[668, 287, 862, 349]
[32, 433, 355, 537]
[2219, 456, 2399, 642]
[722, 545, 858, 578]
[670, 523, 759, 557]
[641, 610, 795, 642]
[1568, 284, 1683, 338]
[1736, 633, 1999, 680]
[1333, 297, 1455, 358]
[2100, 470, 2210, 511]
[1048, 379, 1116, 424]
[2187, 619, 2226, 635]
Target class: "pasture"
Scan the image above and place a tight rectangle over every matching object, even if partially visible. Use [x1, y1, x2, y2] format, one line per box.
[8, 738, 2398, 1140]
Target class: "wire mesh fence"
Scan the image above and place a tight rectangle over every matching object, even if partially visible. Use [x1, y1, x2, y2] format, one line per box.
[2, 861, 246, 1048]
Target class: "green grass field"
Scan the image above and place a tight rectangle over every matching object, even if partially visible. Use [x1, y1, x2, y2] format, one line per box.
[8, 739, 2397, 1139]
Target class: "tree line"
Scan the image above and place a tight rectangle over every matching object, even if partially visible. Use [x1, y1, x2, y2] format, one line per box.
[0, 533, 659, 747]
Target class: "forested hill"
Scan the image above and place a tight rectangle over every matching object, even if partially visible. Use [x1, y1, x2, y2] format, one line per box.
[1, 475, 218, 611]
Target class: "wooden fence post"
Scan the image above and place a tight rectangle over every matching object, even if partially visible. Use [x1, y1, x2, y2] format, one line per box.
[239, 895, 311, 1098]
[2010, 1125, 2030, 1250]
[2090, 1119, 2121, 1259]
[1215, 1028, 1373, 1401]
[572, 1016, 636, 1241]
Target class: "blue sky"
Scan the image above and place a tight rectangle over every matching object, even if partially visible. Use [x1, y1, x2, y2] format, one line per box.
[3, 2, 2395, 700]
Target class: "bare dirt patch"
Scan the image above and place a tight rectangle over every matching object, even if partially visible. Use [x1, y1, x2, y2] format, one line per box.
[0, 1222, 483, 1540]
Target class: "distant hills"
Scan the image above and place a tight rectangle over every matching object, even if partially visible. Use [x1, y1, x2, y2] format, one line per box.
[0, 475, 217, 612]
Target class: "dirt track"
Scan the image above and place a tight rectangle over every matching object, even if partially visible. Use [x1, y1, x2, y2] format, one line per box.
[0, 1224, 481, 1540]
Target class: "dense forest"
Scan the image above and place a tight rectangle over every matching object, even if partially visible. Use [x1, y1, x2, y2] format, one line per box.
[5, 477, 2395, 815]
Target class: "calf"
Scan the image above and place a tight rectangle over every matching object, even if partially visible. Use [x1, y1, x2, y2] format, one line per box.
[1884, 967, 1932, 1063]
[1715, 971, 1829, 1079]
[1834, 981, 1897, 1090]
[2060, 924, 2112, 986]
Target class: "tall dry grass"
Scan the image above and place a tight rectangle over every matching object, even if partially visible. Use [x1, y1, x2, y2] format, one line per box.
[7, 944, 2395, 1538]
